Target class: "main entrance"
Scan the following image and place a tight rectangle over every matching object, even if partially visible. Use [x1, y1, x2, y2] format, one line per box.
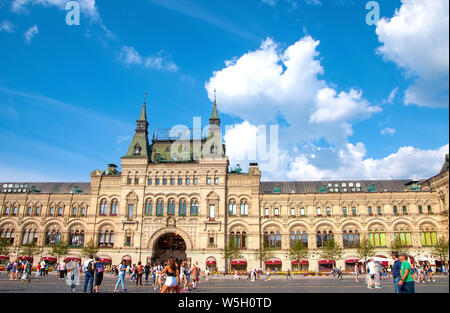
[152, 232, 187, 265]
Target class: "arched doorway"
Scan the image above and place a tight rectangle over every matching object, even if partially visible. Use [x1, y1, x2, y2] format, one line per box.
[152, 232, 187, 265]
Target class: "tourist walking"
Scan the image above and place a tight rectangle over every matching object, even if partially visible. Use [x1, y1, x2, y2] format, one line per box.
[94, 257, 104, 293]
[59, 260, 66, 279]
[191, 262, 200, 289]
[21, 259, 32, 284]
[158, 257, 179, 294]
[114, 260, 127, 292]
[286, 268, 293, 279]
[66, 260, 80, 292]
[82, 254, 95, 293]
[398, 253, 415, 293]
[354, 264, 359, 282]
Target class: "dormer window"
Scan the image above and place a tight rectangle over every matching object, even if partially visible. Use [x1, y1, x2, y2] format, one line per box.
[134, 144, 141, 155]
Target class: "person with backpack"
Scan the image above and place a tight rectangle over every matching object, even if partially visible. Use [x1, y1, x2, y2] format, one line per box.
[94, 257, 104, 293]
[82, 254, 95, 293]
[136, 261, 144, 286]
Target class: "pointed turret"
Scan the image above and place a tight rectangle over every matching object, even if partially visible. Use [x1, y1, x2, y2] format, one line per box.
[209, 89, 220, 126]
[123, 94, 151, 159]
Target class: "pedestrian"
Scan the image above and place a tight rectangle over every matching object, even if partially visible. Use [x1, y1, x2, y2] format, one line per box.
[234, 270, 239, 280]
[60, 260, 66, 279]
[21, 259, 32, 284]
[82, 254, 95, 293]
[392, 252, 402, 293]
[367, 258, 376, 289]
[66, 260, 80, 292]
[144, 262, 151, 283]
[265, 270, 271, 282]
[94, 257, 104, 293]
[398, 253, 415, 293]
[136, 261, 144, 286]
[287, 268, 293, 279]
[158, 257, 179, 294]
[180, 261, 188, 292]
[114, 260, 127, 292]
[191, 262, 200, 289]
[354, 263, 359, 282]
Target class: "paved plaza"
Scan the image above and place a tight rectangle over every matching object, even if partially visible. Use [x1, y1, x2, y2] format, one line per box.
[0, 272, 448, 293]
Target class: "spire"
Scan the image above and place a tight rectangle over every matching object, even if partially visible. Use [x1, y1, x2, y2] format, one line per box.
[209, 89, 220, 125]
[139, 92, 148, 121]
[123, 93, 151, 159]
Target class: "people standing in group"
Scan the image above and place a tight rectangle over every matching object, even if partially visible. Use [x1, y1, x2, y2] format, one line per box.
[21, 259, 32, 284]
[158, 257, 180, 293]
[114, 260, 127, 292]
[82, 254, 95, 293]
[93, 257, 104, 293]
[398, 253, 415, 293]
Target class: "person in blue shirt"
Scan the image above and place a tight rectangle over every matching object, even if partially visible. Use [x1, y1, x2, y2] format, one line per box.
[391, 252, 402, 293]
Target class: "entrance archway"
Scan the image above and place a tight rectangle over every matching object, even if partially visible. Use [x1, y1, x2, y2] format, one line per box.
[152, 232, 187, 265]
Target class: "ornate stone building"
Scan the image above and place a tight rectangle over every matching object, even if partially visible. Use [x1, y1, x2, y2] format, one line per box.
[0, 100, 448, 272]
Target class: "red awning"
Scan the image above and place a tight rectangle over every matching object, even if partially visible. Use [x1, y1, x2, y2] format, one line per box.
[318, 260, 335, 265]
[345, 259, 360, 264]
[292, 260, 309, 265]
[122, 256, 132, 260]
[231, 259, 247, 265]
[65, 257, 81, 262]
[206, 260, 216, 265]
[18, 256, 33, 261]
[99, 258, 112, 263]
[42, 257, 57, 262]
[0, 256, 9, 260]
[265, 259, 282, 265]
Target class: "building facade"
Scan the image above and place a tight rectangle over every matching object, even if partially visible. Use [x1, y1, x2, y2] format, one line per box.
[0, 100, 449, 272]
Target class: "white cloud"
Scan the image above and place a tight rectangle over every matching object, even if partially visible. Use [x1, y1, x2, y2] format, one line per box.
[375, 0, 449, 108]
[206, 34, 446, 181]
[117, 46, 142, 66]
[383, 87, 398, 104]
[0, 20, 15, 33]
[117, 46, 178, 72]
[261, 0, 276, 6]
[24, 25, 38, 43]
[380, 127, 396, 136]
[287, 143, 449, 180]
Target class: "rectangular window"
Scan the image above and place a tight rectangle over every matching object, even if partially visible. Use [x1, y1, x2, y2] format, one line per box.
[82, 207, 86, 216]
[178, 179, 183, 185]
[291, 208, 295, 216]
[127, 178, 132, 185]
[163, 178, 167, 185]
[326, 207, 331, 216]
[134, 178, 139, 185]
[193, 178, 198, 185]
[186, 178, 190, 185]
[209, 205, 215, 219]
[300, 208, 305, 216]
[402, 206, 407, 214]
[128, 205, 134, 219]
[352, 207, 357, 216]
[214, 178, 219, 185]
[317, 207, 321, 215]
[274, 208, 279, 216]
[368, 206, 373, 215]
[427, 205, 432, 214]
[342, 207, 347, 216]
[148, 178, 152, 185]
[155, 178, 160, 185]
[393, 206, 398, 215]
[418, 205, 423, 214]
[170, 178, 175, 185]
[377, 206, 382, 215]
[265, 208, 269, 216]
[125, 236, 131, 247]
[206, 177, 211, 185]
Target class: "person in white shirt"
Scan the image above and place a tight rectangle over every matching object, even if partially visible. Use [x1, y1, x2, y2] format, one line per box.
[367, 259, 376, 289]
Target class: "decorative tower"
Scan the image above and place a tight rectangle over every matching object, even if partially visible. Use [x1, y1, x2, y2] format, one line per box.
[206, 89, 224, 158]
[123, 94, 151, 159]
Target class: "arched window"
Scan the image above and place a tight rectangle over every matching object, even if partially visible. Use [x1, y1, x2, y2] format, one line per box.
[58, 206, 63, 216]
[49, 207, 55, 216]
[264, 229, 282, 249]
[99, 199, 108, 216]
[427, 205, 433, 214]
[45, 226, 61, 246]
[21, 225, 38, 245]
[110, 199, 119, 216]
[418, 205, 423, 214]
[342, 227, 360, 248]
[68, 226, 85, 247]
[0, 225, 15, 245]
[240, 200, 248, 216]
[316, 229, 333, 248]
[72, 206, 77, 217]
[179, 199, 187, 216]
[190, 199, 199, 216]
[145, 199, 153, 216]
[81, 206, 86, 217]
[300, 207, 306, 216]
[264, 208, 269, 216]
[317, 207, 322, 216]
[98, 226, 114, 248]
[3, 206, 10, 216]
[290, 208, 296, 216]
[290, 228, 308, 248]
[228, 200, 237, 215]
[167, 199, 176, 215]
[27, 206, 32, 216]
[230, 230, 247, 249]
[12, 206, 18, 216]
[393, 205, 398, 215]
[394, 225, 412, 246]
[368, 226, 386, 247]
[420, 225, 438, 246]
[326, 207, 331, 216]
[351, 207, 357, 216]
[156, 199, 164, 216]
[274, 208, 280, 216]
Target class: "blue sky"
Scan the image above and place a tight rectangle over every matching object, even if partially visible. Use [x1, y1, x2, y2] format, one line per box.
[0, 0, 448, 182]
